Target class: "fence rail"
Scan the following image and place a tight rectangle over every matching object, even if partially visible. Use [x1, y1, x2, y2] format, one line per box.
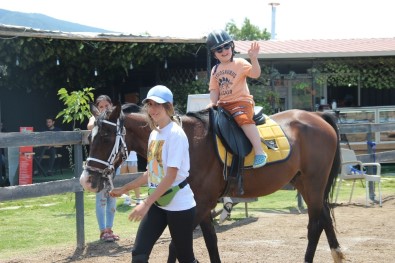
[338, 122, 395, 163]
[1, 121, 395, 247]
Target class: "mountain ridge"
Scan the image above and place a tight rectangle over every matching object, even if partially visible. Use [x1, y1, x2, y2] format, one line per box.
[0, 9, 111, 33]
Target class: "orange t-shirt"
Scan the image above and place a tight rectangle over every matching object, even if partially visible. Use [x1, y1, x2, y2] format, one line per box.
[209, 58, 254, 104]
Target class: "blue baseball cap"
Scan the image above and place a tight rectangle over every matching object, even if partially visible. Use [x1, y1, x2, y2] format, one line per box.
[142, 85, 173, 104]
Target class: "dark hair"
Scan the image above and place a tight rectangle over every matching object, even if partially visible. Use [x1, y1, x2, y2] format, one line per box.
[95, 95, 112, 106]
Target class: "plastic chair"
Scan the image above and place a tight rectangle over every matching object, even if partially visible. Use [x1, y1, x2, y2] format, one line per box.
[335, 148, 382, 207]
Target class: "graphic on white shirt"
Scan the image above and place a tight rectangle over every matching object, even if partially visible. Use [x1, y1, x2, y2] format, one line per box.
[147, 140, 165, 187]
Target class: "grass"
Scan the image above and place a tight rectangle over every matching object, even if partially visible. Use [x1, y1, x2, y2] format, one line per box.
[0, 169, 394, 260]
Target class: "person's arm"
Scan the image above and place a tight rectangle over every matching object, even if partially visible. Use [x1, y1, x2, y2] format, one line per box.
[248, 42, 261, 79]
[144, 166, 177, 206]
[207, 89, 219, 108]
[126, 167, 178, 222]
[87, 116, 95, 130]
[109, 171, 148, 197]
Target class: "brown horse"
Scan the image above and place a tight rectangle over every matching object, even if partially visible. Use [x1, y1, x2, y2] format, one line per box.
[80, 103, 344, 263]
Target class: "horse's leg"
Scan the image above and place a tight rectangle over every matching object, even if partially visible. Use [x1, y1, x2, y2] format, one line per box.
[321, 204, 345, 263]
[199, 214, 221, 263]
[305, 204, 344, 263]
[303, 202, 325, 262]
[296, 180, 327, 262]
[300, 180, 344, 262]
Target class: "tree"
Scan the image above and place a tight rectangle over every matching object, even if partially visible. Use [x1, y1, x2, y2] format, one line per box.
[225, 18, 270, 40]
[56, 87, 95, 130]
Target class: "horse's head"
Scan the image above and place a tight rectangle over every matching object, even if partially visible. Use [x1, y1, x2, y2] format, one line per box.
[80, 103, 127, 193]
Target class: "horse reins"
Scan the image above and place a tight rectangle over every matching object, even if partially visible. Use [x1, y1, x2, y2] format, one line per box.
[84, 118, 128, 190]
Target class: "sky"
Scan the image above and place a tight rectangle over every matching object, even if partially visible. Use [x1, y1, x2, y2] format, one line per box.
[1, 0, 395, 40]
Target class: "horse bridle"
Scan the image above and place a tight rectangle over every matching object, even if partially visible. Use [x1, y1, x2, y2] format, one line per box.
[84, 118, 128, 191]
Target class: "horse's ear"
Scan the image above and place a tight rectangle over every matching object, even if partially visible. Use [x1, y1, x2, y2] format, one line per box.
[90, 103, 100, 118]
[109, 103, 122, 121]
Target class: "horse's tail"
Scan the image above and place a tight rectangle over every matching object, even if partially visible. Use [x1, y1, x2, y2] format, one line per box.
[320, 112, 341, 205]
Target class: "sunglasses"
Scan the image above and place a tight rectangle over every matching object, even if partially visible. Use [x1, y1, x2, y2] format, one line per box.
[214, 43, 232, 53]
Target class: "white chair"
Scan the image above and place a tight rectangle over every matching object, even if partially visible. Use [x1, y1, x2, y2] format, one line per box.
[335, 148, 382, 207]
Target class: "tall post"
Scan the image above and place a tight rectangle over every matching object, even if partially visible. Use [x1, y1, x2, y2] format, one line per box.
[74, 143, 85, 248]
[269, 3, 280, 40]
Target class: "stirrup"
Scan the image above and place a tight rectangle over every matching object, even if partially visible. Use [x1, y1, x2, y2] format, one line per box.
[219, 201, 233, 224]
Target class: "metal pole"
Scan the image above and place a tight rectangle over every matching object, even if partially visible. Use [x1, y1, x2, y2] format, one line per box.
[74, 143, 85, 248]
[269, 3, 280, 40]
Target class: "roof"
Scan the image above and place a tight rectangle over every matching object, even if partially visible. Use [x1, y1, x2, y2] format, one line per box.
[234, 38, 395, 59]
[0, 24, 206, 44]
[1, 24, 394, 58]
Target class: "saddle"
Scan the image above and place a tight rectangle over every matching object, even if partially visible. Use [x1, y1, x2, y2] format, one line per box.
[210, 106, 291, 196]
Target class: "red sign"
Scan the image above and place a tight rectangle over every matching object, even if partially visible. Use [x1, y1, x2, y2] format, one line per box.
[19, 127, 34, 185]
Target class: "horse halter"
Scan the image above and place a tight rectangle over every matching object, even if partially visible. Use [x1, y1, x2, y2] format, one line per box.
[85, 118, 128, 191]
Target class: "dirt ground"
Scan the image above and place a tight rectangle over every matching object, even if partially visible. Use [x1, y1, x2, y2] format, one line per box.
[4, 195, 395, 263]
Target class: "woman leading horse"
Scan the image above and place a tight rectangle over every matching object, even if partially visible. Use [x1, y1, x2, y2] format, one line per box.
[80, 103, 344, 263]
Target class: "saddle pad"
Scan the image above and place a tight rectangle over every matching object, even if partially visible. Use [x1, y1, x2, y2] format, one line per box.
[216, 116, 291, 167]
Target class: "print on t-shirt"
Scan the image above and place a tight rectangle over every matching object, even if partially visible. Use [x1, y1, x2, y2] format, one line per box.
[147, 140, 165, 187]
[216, 69, 235, 97]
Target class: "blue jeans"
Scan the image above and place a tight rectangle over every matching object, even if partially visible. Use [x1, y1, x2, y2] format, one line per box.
[96, 167, 120, 231]
[96, 189, 117, 231]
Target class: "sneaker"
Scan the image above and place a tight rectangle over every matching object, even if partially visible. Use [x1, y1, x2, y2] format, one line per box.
[123, 196, 131, 206]
[253, 154, 267, 169]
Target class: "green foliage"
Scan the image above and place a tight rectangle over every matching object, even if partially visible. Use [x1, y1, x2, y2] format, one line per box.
[226, 18, 270, 40]
[56, 87, 95, 130]
[164, 79, 208, 113]
[0, 37, 203, 92]
[249, 83, 279, 115]
[317, 57, 395, 89]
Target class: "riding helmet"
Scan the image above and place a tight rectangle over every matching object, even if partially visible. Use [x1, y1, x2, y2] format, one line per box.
[206, 30, 234, 51]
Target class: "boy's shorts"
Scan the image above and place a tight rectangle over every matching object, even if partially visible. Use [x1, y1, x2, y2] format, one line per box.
[218, 100, 255, 126]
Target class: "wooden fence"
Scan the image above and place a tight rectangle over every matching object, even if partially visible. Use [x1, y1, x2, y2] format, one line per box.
[0, 130, 140, 248]
[339, 122, 395, 163]
[1, 121, 394, 248]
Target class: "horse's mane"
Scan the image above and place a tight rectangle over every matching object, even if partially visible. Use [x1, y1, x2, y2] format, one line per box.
[120, 103, 210, 126]
[122, 103, 141, 114]
[185, 108, 210, 123]
[96, 103, 136, 126]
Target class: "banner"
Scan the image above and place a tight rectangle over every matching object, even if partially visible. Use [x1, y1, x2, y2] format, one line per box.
[19, 127, 34, 185]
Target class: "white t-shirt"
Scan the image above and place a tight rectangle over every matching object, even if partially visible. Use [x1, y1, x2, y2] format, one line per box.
[147, 121, 196, 211]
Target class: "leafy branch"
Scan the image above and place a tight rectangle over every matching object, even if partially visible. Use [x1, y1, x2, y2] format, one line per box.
[56, 87, 95, 130]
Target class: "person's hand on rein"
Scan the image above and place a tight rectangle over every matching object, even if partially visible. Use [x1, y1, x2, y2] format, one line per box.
[109, 187, 125, 198]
